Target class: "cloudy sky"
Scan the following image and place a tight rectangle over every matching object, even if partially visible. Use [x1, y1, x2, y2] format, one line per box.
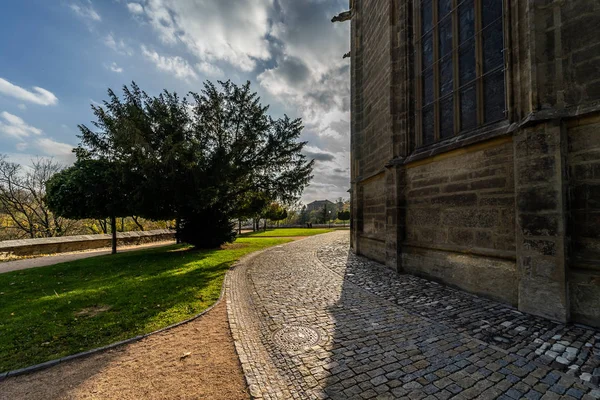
[0, 0, 350, 203]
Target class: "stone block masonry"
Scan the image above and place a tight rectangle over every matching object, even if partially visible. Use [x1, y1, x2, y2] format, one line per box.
[0, 229, 175, 256]
[349, 0, 600, 328]
[226, 232, 600, 399]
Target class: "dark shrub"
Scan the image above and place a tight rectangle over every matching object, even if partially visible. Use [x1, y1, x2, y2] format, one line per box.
[177, 209, 236, 248]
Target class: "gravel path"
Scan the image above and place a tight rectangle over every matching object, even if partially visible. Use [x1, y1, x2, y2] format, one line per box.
[227, 231, 600, 399]
[0, 297, 248, 400]
[0, 241, 176, 274]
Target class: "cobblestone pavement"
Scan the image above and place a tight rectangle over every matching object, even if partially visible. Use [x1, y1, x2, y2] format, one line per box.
[226, 231, 600, 399]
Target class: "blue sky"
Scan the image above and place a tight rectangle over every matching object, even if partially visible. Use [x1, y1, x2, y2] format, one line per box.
[0, 0, 350, 203]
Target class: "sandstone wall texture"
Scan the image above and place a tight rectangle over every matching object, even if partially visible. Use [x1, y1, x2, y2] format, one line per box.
[0, 230, 175, 256]
[349, 0, 600, 327]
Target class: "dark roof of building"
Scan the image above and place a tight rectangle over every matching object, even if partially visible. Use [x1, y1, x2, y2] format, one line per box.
[307, 200, 334, 205]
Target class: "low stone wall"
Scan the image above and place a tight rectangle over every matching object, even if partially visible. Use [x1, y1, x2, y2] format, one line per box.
[0, 230, 176, 257]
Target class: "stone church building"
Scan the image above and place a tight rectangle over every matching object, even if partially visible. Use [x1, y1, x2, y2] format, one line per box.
[335, 0, 600, 328]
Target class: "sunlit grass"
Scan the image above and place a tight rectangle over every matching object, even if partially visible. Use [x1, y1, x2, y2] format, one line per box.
[241, 228, 334, 237]
[0, 237, 291, 371]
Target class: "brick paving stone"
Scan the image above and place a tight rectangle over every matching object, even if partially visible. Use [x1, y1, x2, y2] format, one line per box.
[226, 232, 600, 399]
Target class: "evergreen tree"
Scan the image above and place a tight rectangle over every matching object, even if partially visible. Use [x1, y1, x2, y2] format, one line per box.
[52, 81, 313, 248]
[46, 159, 131, 254]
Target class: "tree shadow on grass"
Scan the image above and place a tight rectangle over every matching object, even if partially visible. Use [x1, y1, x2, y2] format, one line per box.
[0, 245, 236, 372]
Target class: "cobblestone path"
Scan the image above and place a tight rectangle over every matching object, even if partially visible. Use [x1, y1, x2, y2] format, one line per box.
[226, 231, 600, 399]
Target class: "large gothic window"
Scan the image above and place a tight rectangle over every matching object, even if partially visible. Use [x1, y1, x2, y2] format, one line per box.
[416, 0, 506, 145]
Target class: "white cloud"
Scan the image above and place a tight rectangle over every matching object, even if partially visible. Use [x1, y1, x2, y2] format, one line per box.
[141, 45, 198, 81]
[0, 113, 75, 164]
[127, 2, 144, 14]
[0, 112, 43, 139]
[256, 1, 351, 202]
[107, 62, 124, 73]
[69, 0, 101, 22]
[196, 62, 224, 78]
[35, 138, 75, 159]
[103, 33, 133, 56]
[133, 0, 273, 71]
[121, 0, 351, 202]
[0, 78, 58, 106]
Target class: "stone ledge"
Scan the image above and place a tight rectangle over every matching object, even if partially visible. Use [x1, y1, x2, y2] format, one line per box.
[0, 229, 175, 256]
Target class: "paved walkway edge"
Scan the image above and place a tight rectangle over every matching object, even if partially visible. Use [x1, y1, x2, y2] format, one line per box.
[226, 243, 300, 399]
[0, 252, 238, 381]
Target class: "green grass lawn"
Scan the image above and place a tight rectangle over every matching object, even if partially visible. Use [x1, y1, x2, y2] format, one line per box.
[242, 228, 334, 237]
[0, 237, 291, 372]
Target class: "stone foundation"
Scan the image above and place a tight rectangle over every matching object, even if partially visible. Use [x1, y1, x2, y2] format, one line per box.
[0, 230, 175, 256]
[348, 0, 600, 327]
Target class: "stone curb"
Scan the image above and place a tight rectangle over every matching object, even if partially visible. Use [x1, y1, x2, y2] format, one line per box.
[0, 258, 232, 381]
[225, 236, 325, 400]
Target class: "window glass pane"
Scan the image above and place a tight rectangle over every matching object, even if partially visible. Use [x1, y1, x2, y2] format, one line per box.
[439, 0, 452, 20]
[484, 69, 505, 123]
[440, 57, 453, 96]
[458, 0, 474, 44]
[460, 83, 477, 131]
[423, 106, 435, 144]
[483, 19, 504, 72]
[423, 68, 435, 105]
[459, 39, 476, 85]
[422, 33, 434, 69]
[482, 0, 502, 28]
[439, 18, 453, 58]
[440, 96, 454, 139]
[421, 0, 433, 35]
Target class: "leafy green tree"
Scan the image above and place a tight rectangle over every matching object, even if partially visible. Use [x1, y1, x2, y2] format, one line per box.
[68, 80, 313, 248]
[234, 191, 270, 232]
[46, 159, 131, 254]
[338, 210, 350, 227]
[264, 203, 288, 228]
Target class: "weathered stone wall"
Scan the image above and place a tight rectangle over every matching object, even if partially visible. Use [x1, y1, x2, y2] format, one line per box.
[0, 230, 175, 257]
[349, 0, 600, 327]
[353, 0, 392, 179]
[568, 116, 600, 266]
[513, 122, 570, 322]
[350, 0, 394, 262]
[358, 174, 386, 263]
[360, 175, 386, 241]
[533, 0, 600, 109]
[405, 139, 515, 254]
[402, 249, 517, 305]
[400, 138, 517, 304]
[567, 115, 600, 327]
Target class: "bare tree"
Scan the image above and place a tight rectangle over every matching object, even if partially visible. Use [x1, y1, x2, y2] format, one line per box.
[131, 216, 145, 231]
[0, 156, 76, 239]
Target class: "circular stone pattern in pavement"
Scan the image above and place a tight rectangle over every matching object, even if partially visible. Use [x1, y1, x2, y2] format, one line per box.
[272, 326, 321, 351]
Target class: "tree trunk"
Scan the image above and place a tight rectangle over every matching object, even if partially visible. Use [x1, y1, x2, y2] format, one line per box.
[263, 219, 267, 231]
[132, 216, 145, 231]
[110, 215, 117, 255]
[238, 219, 242, 235]
[175, 217, 181, 244]
[98, 219, 108, 234]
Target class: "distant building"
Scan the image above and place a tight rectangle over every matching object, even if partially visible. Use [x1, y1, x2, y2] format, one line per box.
[305, 200, 335, 213]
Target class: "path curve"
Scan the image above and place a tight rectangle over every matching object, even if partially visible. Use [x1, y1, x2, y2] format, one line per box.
[227, 231, 599, 399]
